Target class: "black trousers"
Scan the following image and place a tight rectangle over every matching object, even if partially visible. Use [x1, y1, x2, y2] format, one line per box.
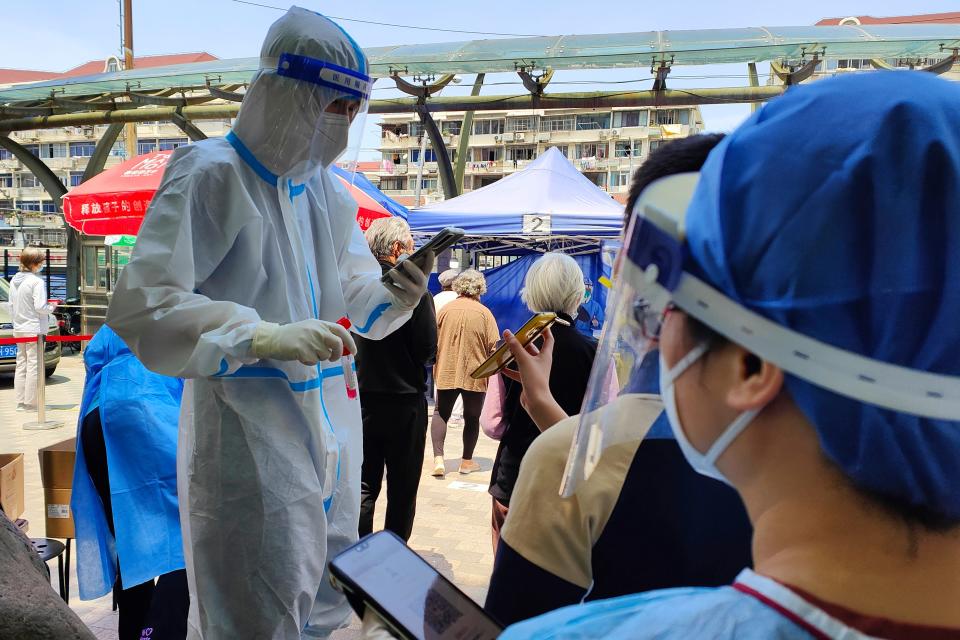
[81, 409, 189, 640]
[358, 392, 428, 541]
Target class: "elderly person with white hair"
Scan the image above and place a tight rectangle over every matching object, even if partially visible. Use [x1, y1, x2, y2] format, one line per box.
[432, 269, 500, 477]
[355, 217, 438, 541]
[433, 269, 460, 314]
[480, 252, 602, 550]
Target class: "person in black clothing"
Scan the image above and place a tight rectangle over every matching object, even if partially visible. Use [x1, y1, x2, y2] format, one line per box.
[356, 218, 437, 541]
[483, 252, 599, 550]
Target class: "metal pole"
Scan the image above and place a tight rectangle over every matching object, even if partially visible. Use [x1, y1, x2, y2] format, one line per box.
[3, 249, 7, 281]
[45, 248, 51, 298]
[122, 0, 137, 161]
[23, 334, 63, 430]
[413, 133, 428, 206]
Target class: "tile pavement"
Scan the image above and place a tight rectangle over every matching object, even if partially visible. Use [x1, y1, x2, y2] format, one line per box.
[1, 353, 499, 638]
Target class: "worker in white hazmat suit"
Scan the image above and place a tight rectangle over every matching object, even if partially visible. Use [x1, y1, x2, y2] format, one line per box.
[106, 7, 433, 638]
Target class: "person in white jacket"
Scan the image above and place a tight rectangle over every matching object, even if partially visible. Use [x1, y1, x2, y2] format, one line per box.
[107, 7, 432, 639]
[9, 247, 55, 411]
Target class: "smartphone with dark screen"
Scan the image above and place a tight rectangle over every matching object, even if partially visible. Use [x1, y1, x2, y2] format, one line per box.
[329, 531, 503, 640]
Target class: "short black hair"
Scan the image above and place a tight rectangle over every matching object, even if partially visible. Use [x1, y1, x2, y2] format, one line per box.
[624, 133, 726, 223]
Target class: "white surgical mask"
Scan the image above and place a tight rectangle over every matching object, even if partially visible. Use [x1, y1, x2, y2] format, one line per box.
[317, 112, 351, 167]
[659, 343, 762, 485]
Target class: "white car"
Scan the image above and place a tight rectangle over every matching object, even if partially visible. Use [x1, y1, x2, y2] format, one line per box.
[0, 277, 61, 377]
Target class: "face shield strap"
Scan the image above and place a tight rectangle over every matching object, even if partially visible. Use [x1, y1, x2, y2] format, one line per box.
[273, 53, 372, 100]
[670, 272, 960, 421]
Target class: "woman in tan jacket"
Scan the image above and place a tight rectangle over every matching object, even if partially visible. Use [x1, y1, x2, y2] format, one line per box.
[432, 269, 499, 477]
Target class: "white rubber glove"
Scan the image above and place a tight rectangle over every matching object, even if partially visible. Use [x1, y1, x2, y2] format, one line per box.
[251, 319, 357, 365]
[384, 251, 434, 311]
[360, 608, 398, 639]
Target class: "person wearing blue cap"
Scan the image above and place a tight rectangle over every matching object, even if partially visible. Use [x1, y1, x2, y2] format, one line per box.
[500, 70, 960, 638]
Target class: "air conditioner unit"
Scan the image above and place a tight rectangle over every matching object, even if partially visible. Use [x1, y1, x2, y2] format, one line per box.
[537, 132, 551, 142]
[598, 131, 609, 140]
[610, 129, 620, 138]
[513, 132, 525, 141]
[493, 135, 503, 143]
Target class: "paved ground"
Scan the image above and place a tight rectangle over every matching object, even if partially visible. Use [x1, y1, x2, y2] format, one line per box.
[1, 351, 498, 639]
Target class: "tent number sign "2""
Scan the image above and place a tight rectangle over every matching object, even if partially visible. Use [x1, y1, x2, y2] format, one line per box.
[522, 214, 552, 235]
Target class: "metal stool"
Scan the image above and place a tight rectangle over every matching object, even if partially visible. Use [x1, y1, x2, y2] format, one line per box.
[31, 538, 70, 602]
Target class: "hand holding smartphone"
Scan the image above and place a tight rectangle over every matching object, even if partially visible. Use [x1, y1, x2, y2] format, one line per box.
[471, 312, 566, 379]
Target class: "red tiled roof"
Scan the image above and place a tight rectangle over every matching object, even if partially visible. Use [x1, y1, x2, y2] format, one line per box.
[61, 52, 218, 78]
[817, 12, 960, 25]
[0, 68, 60, 84]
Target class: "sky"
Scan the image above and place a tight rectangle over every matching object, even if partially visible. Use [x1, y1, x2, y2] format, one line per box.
[2, 0, 958, 152]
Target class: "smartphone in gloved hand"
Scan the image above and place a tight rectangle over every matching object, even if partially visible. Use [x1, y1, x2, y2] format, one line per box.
[381, 227, 465, 285]
[329, 531, 503, 640]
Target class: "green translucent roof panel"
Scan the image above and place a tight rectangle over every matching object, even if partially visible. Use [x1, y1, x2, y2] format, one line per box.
[3, 24, 959, 103]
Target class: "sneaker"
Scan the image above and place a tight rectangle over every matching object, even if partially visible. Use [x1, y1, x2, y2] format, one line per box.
[15, 404, 26, 412]
[459, 459, 481, 475]
[432, 456, 446, 477]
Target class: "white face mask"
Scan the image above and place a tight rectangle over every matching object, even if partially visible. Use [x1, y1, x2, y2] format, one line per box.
[659, 343, 762, 485]
[317, 112, 351, 167]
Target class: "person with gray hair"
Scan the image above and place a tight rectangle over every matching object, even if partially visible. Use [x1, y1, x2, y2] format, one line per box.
[482, 252, 601, 549]
[355, 217, 438, 542]
[432, 269, 500, 476]
[433, 268, 460, 314]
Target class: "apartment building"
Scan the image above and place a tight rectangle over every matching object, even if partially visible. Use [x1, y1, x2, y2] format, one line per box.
[0, 53, 228, 248]
[375, 106, 704, 205]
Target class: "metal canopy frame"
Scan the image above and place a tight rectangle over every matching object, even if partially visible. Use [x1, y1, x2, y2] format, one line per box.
[2, 22, 958, 293]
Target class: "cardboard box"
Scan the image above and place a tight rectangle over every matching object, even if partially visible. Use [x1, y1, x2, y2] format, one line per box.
[43, 488, 75, 538]
[38, 437, 76, 489]
[0, 453, 24, 520]
[38, 438, 76, 538]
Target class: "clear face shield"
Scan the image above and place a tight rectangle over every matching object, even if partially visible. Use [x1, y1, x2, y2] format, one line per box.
[253, 52, 371, 178]
[560, 173, 701, 497]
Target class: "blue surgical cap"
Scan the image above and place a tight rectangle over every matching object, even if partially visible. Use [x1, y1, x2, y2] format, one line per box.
[684, 71, 960, 519]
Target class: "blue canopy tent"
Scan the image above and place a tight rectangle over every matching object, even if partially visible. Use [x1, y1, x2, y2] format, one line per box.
[411, 147, 626, 334]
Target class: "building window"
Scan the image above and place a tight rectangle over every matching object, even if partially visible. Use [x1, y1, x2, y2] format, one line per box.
[22, 144, 39, 157]
[506, 117, 536, 133]
[0, 174, 12, 188]
[506, 146, 536, 162]
[576, 113, 611, 131]
[411, 148, 440, 163]
[0, 148, 12, 160]
[540, 115, 575, 132]
[470, 147, 502, 162]
[0, 200, 11, 212]
[441, 120, 462, 135]
[158, 138, 189, 151]
[576, 143, 607, 159]
[473, 119, 505, 135]
[654, 109, 690, 126]
[648, 139, 663, 153]
[609, 171, 630, 188]
[19, 174, 39, 188]
[614, 140, 642, 158]
[42, 201, 58, 213]
[137, 139, 158, 155]
[546, 145, 569, 158]
[17, 200, 41, 211]
[69, 171, 85, 187]
[409, 122, 424, 138]
[69, 141, 96, 157]
[410, 177, 438, 191]
[39, 143, 68, 159]
[613, 110, 648, 128]
[379, 177, 405, 191]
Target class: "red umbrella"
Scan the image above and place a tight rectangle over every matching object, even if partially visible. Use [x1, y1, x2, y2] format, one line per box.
[62, 150, 393, 235]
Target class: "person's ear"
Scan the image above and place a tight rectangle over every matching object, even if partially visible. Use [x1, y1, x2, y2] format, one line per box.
[724, 345, 784, 411]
